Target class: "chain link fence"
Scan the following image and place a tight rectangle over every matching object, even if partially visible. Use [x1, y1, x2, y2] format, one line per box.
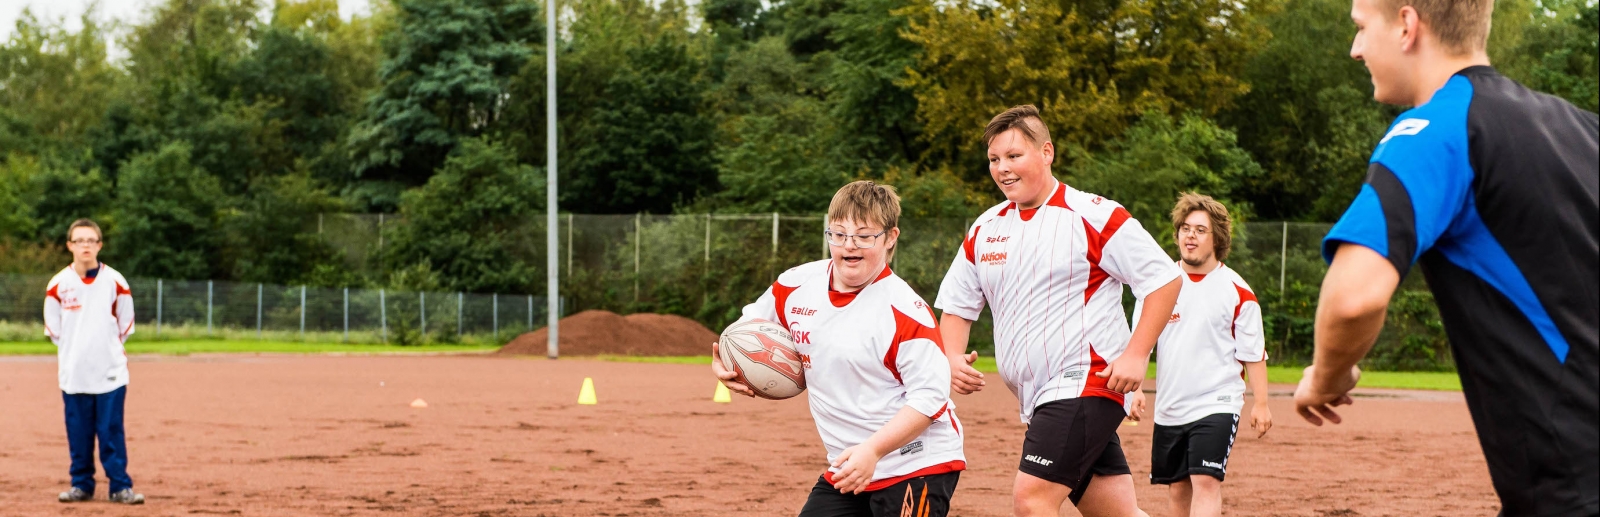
[1, 274, 554, 346]
[2, 214, 1449, 369]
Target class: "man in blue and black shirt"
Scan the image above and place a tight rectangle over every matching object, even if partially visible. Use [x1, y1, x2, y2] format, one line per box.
[1294, 0, 1597, 515]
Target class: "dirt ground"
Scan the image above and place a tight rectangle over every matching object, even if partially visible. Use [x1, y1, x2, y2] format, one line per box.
[499, 311, 720, 357]
[0, 355, 1498, 516]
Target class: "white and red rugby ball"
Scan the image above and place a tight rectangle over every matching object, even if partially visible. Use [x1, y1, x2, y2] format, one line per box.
[718, 319, 806, 400]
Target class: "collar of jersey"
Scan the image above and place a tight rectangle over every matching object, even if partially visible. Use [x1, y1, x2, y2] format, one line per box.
[77, 262, 103, 284]
[826, 264, 893, 307]
[1184, 261, 1224, 283]
[1000, 181, 1068, 222]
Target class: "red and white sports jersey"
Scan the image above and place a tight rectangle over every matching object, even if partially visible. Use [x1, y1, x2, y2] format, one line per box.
[44, 263, 135, 395]
[1134, 262, 1266, 426]
[936, 181, 1181, 423]
[742, 259, 965, 491]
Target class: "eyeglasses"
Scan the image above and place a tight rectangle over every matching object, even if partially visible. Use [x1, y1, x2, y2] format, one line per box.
[69, 239, 101, 246]
[1178, 226, 1209, 237]
[824, 229, 888, 249]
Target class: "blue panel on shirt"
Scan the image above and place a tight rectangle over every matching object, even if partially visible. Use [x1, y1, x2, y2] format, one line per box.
[1321, 74, 1571, 363]
[1321, 184, 1387, 263]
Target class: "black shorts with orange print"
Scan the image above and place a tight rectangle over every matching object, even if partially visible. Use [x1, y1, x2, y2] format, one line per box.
[797, 471, 960, 517]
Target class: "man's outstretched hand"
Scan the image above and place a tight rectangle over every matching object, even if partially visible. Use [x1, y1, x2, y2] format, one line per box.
[1293, 364, 1361, 426]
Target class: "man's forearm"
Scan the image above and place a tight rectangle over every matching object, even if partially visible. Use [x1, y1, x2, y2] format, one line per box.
[939, 313, 974, 362]
[1126, 278, 1180, 358]
[1311, 245, 1397, 391]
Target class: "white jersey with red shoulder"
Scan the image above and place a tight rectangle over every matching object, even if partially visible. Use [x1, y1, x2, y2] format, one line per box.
[935, 181, 1181, 423]
[741, 259, 965, 491]
[1136, 262, 1266, 426]
[44, 263, 135, 395]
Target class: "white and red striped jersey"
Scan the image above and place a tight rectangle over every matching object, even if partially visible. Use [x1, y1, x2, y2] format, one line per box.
[935, 181, 1181, 423]
[1135, 262, 1266, 426]
[742, 259, 965, 491]
[44, 263, 135, 395]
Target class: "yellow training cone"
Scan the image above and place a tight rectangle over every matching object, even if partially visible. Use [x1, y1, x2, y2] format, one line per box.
[713, 382, 732, 403]
[410, 398, 428, 408]
[577, 377, 598, 405]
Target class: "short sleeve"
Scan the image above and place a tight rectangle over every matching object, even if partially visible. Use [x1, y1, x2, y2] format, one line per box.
[934, 224, 986, 320]
[114, 279, 135, 343]
[1232, 283, 1265, 362]
[44, 281, 63, 345]
[1102, 215, 1181, 298]
[1322, 115, 1474, 278]
[889, 304, 950, 418]
[740, 281, 795, 327]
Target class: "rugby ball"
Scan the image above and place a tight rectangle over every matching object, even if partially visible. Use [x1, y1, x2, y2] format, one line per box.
[719, 319, 806, 400]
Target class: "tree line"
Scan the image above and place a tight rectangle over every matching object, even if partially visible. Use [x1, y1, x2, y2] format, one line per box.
[1, 0, 1594, 295]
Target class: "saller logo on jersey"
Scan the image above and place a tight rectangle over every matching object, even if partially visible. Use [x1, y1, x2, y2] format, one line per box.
[790, 306, 817, 316]
[1380, 118, 1430, 143]
[1025, 455, 1054, 466]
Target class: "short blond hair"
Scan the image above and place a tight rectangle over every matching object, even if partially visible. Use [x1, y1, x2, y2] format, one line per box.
[1171, 193, 1233, 261]
[1381, 0, 1495, 54]
[827, 181, 901, 260]
[66, 219, 102, 242]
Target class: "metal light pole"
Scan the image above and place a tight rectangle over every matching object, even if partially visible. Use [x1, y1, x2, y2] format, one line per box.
[545, 0, 560, 360]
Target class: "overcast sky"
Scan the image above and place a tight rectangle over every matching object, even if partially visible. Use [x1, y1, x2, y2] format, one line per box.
[1, 0, 375, 43]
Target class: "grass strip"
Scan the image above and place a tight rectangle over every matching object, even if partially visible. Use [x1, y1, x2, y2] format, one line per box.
[0, 339, 497, 356]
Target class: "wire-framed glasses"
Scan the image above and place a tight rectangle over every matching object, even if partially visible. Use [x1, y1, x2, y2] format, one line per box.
[824, 229, 887, 249]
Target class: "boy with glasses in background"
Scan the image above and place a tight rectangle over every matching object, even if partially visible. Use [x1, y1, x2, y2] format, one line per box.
[44, 219, 145, 505]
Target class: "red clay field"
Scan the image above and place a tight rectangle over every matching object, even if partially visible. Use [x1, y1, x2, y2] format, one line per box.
[0, 354, 1498, 516]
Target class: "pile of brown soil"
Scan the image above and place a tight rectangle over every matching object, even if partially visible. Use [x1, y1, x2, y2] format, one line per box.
[498, 310, 719, 356]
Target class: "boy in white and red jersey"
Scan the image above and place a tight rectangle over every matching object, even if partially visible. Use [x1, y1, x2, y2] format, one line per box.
[1133, 194, 1271, 517]
[936, 105, 1181, 517]
[713, 181, 964, 517]
[43, 219, 144, 505]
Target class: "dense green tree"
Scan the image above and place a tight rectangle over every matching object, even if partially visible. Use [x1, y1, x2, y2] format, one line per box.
[820, 0, 924, 167]
[92, 0, 275, 188]
[346, 0, 539, 190]
[225, 171, 346, 284]
[1065, 111, 1263, 231]
[29, 167, 114, 241]
[383, 138, 544, 293]
[707, 37, 853, 213]
[107, 143, 228, 279]
[561, 37, 717, 213]
[1496, 0, 1599, 112]
[1220, 0, 1392, 221]
[501, 0, 712, 213]
[900, 0, 1274, 175]
[0, 155, 40, 240]
[0, 10, 120, 158]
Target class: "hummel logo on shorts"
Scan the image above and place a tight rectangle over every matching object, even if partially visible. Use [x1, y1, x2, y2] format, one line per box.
[1202, 460, 1224, 469]
[1024, 455, 1053, 466]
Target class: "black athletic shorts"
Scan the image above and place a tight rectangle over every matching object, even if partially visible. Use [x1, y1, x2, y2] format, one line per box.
[1150, 412, 1239, 484]
[1019, 397, 1131, 505]
[797, 471, 960, 517]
